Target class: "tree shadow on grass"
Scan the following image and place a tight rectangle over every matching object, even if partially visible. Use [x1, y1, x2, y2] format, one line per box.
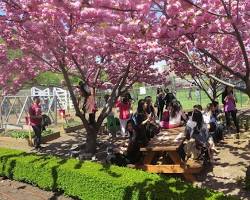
[122, 176, 235, 200]
[0, 152, 28, 178]
[0, 150, 67, 194]
[99, 163, 122, 178]
[74, 160, 85, 169]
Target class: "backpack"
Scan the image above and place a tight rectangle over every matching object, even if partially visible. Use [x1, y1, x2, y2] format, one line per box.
[131, 113, 138, 127]
[41, 114, 52, 131]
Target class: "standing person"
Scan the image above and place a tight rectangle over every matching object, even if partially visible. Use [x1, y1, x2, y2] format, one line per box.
[29, 96, 42, 150]
[195, 88, 200, 104]
[2, 99, 9, 117]
[116, 95, 131, 137]
[78, 80, 91, 111]
[155, 88, 165, 121]
[164, 88, 176, 108]
[222, 86, 239, 133]
[79, 81, 97, 125]
[188, 88, 192, 100]
[74, 86, 82, 107]
[85, 87, 97, 125]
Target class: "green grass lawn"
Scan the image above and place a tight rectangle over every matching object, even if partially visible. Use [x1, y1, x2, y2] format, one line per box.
[132, 88, 250, 111]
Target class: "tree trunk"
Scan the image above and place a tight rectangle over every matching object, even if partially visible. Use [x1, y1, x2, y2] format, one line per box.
[246, 80, 250, 98]
[85, 124, 98, 155]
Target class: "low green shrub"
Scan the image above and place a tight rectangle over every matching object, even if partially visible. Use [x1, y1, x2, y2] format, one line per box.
[4, 129, 54, 139]
[0, 148, 237, 200]
[63, 119, 82, 128]
[10, 130, 32, 139]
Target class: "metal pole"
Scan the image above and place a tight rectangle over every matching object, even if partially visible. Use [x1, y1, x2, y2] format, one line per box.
[240, 91, 243, 108]
[16, 96, 28, 125]
[199, 88, 202, 105]
[55, 95, 57, 125]
[0, 98, 2, 129]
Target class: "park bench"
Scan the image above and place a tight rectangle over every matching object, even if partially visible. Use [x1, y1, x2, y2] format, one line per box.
[135, 127, 202, 182]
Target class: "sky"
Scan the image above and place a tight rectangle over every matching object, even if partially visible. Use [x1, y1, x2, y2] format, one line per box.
[0, 10, 5, 16]
[153, 60, 167, 72]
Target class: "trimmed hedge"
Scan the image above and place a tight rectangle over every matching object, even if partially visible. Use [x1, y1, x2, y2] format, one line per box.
[0, 148, 236, 200]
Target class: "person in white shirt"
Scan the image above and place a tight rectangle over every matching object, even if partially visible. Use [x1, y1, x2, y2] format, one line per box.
[160, 100, 186, 129]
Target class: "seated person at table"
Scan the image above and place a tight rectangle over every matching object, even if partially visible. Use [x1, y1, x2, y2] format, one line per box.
[109, 100, 153, 166]
[187, 104, 203, 117]
[212, 100, 225, 126]
[145, 96, 156, 117]
[183, 108, 217, 163]
[160, 100, 186, 129]
[133, 99, 159, 141]
[203, 103, 224, 143]
[125, 120, 145, 164]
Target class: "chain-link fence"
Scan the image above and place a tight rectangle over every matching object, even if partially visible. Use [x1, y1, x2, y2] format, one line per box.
[130, 86, 250, 111]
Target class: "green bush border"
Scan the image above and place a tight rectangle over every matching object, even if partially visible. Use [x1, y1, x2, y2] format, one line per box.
[3, 129, 55, 139]
[0, 148, 237, 200]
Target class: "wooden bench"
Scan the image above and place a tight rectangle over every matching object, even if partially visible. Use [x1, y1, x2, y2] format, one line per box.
[137, 127, 202, 182]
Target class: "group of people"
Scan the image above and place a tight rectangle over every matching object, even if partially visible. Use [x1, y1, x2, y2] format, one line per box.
[28, 81, 239, 161]
[108, 86, 240, 166]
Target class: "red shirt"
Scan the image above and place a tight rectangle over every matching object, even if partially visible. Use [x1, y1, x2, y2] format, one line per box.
[116, 101, 131, 120]
[29, 103, 42, 126]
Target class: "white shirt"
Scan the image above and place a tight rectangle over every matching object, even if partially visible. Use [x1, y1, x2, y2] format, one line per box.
[169, 111, 182, 125]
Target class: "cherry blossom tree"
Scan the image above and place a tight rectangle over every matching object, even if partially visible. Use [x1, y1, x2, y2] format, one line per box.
[148, 0, 250, 98]
[0, 0, 165, 154]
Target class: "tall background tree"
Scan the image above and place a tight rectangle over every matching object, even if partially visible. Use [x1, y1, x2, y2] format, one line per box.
[148, 0, 250, 97]
[0, 0, 165, 154]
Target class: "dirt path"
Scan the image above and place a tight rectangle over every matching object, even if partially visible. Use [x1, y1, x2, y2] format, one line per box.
[195, 137, 250, 200]
[0, 178, 73, 200]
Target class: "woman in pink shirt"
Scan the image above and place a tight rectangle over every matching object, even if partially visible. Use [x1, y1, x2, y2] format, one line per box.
[222, 86, 239, 133]
[116, 96, 131, 137]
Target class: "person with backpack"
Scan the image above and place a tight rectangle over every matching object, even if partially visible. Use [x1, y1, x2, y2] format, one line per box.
[29, 96, 43, 150]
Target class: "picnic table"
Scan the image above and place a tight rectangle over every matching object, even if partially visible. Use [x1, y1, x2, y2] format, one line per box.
[136, 127, 202, 182]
